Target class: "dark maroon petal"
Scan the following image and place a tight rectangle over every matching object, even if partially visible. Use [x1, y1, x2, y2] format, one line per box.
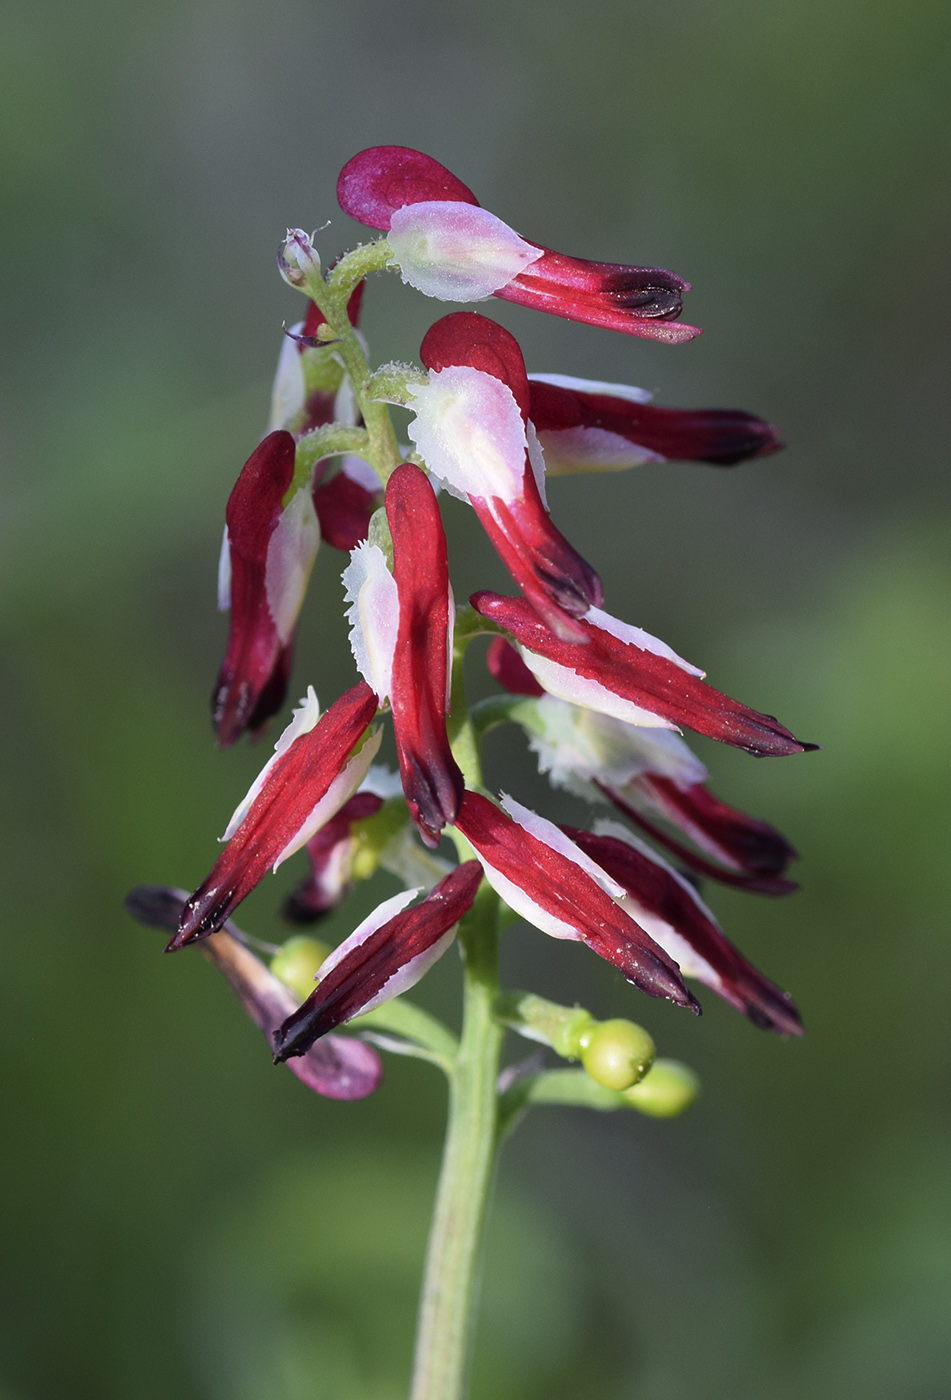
[528, 379, 781, 466]
[497, 247, 701, 343]
[638, 776, 797, 874]
[337, 147, 479, 231]
[312, 469, 379, 551]
[565, 827, 803, 1036]
[486, 637, 544, 696]
[420, 311, 531, 420]
[454, 791, 698, 1011]
[274, 861, 484, 1060]
[386, 463, 464, 845]
[172, 681, 379, 949]
[213, 431, 297, 747]
[471, 591, 817, 759]
[125, 886, 382, 1099]
[597, 782, 798, 896]
[284, 792, 384, 923]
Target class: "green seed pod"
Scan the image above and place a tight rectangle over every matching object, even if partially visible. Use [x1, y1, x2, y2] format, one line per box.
[622, 1059, 700, 1117]
[580, 1018, 655, 1091]
[270, 935, 331, 1002]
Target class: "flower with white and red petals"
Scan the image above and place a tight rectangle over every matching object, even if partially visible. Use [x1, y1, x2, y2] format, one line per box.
[563, 825, 803, 1035]
[486, 639, 798, 894]
[283, 790, 385, 922]
[453, 790, 699, 1011]
[213, 430, 321, 747]
[273, 861, 484, 1060]
[126, 885, 383, 1100]
[342, 463, 464, 845]
[337, 146, 699, 344]
[312, 455, 381, 552]
[527, 373, 782, 474]
[473, 591, 816, 758]
[172, 682, 381, 949]
[408, 313, 601, 640]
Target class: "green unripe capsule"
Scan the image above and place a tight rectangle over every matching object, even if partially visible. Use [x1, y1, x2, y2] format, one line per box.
[622, 1059, 700, 1118]
[580, 1018, 655, 1091]
[270, 936, 331, 1003]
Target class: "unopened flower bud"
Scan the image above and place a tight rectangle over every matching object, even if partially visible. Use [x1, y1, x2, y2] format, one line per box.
[580, 1018, 655, 1091]
[270, 935, 331, 1002]
[622, 1058, 700, 1117]
[279, 229, 322, 288]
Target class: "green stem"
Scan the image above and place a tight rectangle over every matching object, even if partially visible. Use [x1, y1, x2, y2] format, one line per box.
[409, 885, 503, 1400]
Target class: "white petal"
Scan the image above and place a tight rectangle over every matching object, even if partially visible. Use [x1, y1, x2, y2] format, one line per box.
[342, 541, 400, 701]
[536, 426, 663, 475]
[334, 374, 359, 429]
[407, 366, 527, 505]
[518, 649, 680, 730]
[359, 764, 405, 800]
[584, 606, 706, 679]
[265, 487, 321, 644]
[387, 201, 542, 301]
[528, 372, 654, 405]
[527, 694, 708, 791]
[340, 455, 382, 491]
[499, 793, 626, 899]
[217, 526, 232, 612]
[273, 726, 383, 869]
[267, 324, 307, 431]
[222, 686, 321, 840]
[525, 419, 549, 508]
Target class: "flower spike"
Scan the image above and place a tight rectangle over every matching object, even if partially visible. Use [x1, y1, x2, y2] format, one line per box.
[273, 861, 484, 1060]
[453, 790, 700, 1012]
[213, 430, 320, 747]
[528, 374, 782, 474]
[337, 146, 699, 343]
[125, 885, 382, 1100]
[410, 313, 602, 639]
[563, 826, 803, 1036]
[172, 682, 381, 949]
[472, 591, 817, 758]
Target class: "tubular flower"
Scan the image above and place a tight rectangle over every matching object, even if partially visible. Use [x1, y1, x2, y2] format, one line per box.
[337, 146, 700, 344]
[173, 682, 381, 948]
[408, 312, 602, 640]
[563, 826, 803, 1036]
[486, 640, 798, 894]
[283, 790, 385, 923]
[273, 861, 484, 1060]
[472, 590, 816, 758]
[213, 430, 321, 747]
[527, 373, 782, 474]
[125, 885, 382, 1100]
[342, 463, 464, 845]
[453, 790, 699, 1012]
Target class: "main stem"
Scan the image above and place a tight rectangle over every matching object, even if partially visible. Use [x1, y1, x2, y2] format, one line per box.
[409, 892, 503, 1400]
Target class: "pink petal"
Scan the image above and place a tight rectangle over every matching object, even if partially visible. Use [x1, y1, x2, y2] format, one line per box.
[337, 147, 479, 229]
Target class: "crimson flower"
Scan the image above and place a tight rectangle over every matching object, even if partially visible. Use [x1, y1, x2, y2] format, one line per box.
[283, 790, 384, 922]
[273, 862, 484, 1060]
[408, 312, 602, 640]
[337, 146, 700, 343]
[486, 636, 798, 894]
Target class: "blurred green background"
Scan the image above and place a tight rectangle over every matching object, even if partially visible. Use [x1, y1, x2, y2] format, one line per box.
[2, 0, 950, 1396]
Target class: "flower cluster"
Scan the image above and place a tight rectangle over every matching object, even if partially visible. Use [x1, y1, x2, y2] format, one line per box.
[140, 147, 812, 1101]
